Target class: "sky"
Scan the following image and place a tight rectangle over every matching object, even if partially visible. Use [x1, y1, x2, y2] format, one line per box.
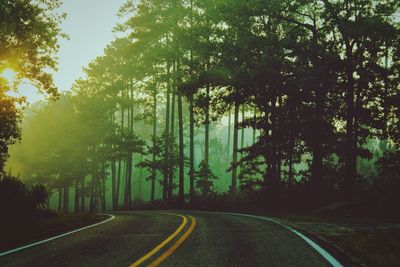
[20, 0, 127, 103]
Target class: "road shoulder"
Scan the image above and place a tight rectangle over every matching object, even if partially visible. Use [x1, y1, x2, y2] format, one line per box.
[0, 213, 113, 256]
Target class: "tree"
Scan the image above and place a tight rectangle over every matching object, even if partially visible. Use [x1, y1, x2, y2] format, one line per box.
[0, 0, 65, 170]
[0, 93, 21, 170]
[195, 160, 218, 196]
[6, 0, 399, 212]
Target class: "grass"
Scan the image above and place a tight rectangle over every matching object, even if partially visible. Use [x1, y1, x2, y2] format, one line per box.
[0, 212, 105, 253]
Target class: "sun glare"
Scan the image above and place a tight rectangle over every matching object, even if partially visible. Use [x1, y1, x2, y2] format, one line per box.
[0, 68, 17, 83]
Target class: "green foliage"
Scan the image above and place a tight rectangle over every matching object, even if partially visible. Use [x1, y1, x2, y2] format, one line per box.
[238, 159, 263, 192]
[0, 173, 49, 217]
[138, 132, 179, 186]
[0, 0, 66, 95]
[0, 0, 64, 171]
[377, 150, 400, 188]
[0, 94, 21, 170]
[5, 0, 400, 211]
[195, 160, 218, 196]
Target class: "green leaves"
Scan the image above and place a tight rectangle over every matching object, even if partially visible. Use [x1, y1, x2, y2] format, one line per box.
[0, 0, 65, 96]
[195, 160, 218, 196]
[0, 0, 65, 170]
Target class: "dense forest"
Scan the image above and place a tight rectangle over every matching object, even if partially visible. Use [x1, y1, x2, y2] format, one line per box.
[2, 0, 400, 214]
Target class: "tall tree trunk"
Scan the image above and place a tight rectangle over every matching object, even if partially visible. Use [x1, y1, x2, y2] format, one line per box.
[203, 84, 210, 195]
[287, 151, 294, 193]
[89, 175, 94, 212]
[383, 43, 389, 143]
[129, 84, 135, 205]
[205, 85, 210, 166]
[240, 105, 245, 173]
[151, 78, 157, 203]
[124, 83, 135, 209]
[231, 101, 239, 192]
[80, 176, 85, 212]
[58, 186, 62, 212]
[124, 95, 130, 210]
[188, 0, 195, 202]
[63, 186, 69, 213]
[177, 59, 185, 204]
[74, 178, 79, 213]
[163, 60, 171, 201]
[101, 162, 106, 211]
[189, 93, 195, 201]
[287, 101, 296, 192]
[227, 111, 231, 160]
[129, 156, 133, 209]
[116, 159, 122, 208]
[320, 1, 357, 197]
[110, 108, 116, 210]
[111, 159, 116, 210]
[276, 95, 283, 183]
[264, 94, 278, 192]
[138, 154, 143, 200]
[344, 50, 356, 197]
[130, 85, 134, 131]
[252, 108, 257, 145]
[171, 88, 176, 139]
[168, 62, 176, 200]
[117, 105, 124, 207]
[269, 94, 278, 185]
[241, 105, 245, 149]
[310, 32, 325, 195]
[311, 86, 325, 194]
[124, 152, 132, 209]
[94, 173, 100, 211]
[262, 106, 271, 187]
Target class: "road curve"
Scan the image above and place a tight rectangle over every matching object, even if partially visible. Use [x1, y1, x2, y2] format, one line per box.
[0, 211, 333, 267]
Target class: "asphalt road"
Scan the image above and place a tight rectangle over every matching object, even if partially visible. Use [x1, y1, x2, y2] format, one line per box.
[0, 211, 332, 267]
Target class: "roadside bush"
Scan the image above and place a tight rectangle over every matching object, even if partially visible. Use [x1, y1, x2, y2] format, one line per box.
[0, 173, 49, 219]
[374, 150, 400, 207]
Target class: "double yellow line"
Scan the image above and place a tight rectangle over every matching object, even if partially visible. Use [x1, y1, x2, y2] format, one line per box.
[130, 214, 196, 267]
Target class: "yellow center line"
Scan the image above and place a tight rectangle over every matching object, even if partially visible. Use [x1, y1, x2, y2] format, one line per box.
[148, 216, 197, 267]
[129, 214, 188, 267]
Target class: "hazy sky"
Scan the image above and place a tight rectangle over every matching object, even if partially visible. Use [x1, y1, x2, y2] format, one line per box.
[22, 0, 127, 102]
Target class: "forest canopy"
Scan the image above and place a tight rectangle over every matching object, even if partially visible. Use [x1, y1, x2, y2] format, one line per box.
[4, 0, 400, 213]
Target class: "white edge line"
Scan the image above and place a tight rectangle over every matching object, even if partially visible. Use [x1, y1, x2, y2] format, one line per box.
[220, 212, 343, 267]
[0, 213, 115, 257]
